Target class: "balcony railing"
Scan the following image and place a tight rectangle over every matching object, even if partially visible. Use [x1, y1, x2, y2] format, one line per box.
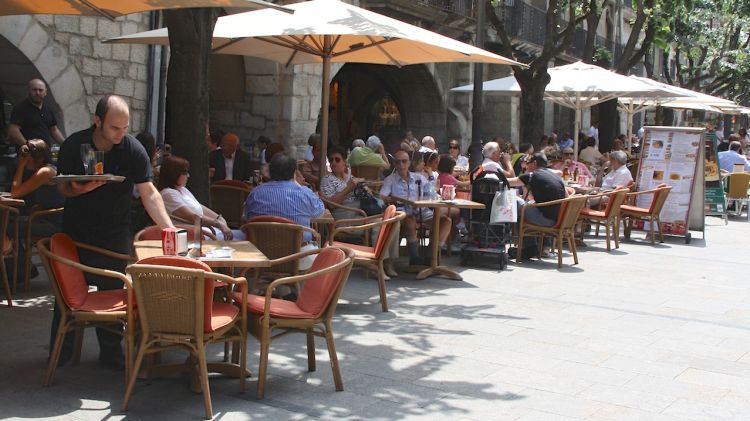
[417, 0, 475, 17]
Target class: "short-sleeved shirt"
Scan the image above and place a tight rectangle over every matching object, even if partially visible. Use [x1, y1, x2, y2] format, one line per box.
[380, 171, 433, 220]
[347, 147, 386, 167]
[438, 172, 458, 187]
[320, 173, 356, 204]
[10, 98, 58, 145]
[161, 187, 203, 216]
[243, 180, 324, 241]
[57, 127, 152, 251]
[519, 168, 566, 221]
[601, 165, 633, 190]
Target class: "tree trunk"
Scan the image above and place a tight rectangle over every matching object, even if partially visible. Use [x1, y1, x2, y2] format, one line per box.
[515, 68, 550, 149]
[597, 98, 618, 151]
[163, 9, 219, 204]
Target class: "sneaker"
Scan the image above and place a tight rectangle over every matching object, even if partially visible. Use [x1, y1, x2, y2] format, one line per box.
[456, 222, 468, 236]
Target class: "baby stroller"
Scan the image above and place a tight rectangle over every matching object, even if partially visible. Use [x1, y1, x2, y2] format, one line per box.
[460, 168, 513, 269]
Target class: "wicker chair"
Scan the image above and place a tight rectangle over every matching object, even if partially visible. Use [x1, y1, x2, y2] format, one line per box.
[22, 205, 63, 292]
[726, 172, 750, 220]
[0, 203, 19, 306]
[231, 247, 354, 399]
[328, 205, 405, 312]
[209, 182, 251, 228]
[123, 256, 248, 420]
[37, 234, 134, 386]
[517, 195, 588, 268]
[241, 216, 321, 290]
[621, 184, 672, 244]
[351, 165, 382, 180]
[578, 188, 629, 251]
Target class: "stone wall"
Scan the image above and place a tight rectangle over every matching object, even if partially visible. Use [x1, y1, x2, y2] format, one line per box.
[0, 14, 152, 137]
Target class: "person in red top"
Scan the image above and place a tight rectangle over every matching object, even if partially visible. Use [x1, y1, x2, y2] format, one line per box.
[437, 155, 469, 241]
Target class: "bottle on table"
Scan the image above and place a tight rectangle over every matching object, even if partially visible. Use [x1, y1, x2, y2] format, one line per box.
[562, 166, 570, 182]
[573, 166, 579, 183]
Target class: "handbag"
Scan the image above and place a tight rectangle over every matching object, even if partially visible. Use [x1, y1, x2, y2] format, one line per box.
[490, 188, 518, 223]
[354, 183, 385, 216]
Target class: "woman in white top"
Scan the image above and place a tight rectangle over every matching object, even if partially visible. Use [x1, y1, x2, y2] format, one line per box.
[320, 146, 361, 220]
[477, 141, 514, 178]
[158, 155, 244, 241]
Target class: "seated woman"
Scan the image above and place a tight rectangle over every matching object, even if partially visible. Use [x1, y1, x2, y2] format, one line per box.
[11, 139, 64, 236]
[158, 155, 245, 241]
[320, 146, 362, 220]
[436, 155, 466, 242]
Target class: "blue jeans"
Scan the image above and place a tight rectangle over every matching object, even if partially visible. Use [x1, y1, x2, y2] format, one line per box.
[516, 197, 555, 249]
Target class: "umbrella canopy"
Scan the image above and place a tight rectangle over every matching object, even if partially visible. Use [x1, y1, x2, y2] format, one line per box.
[451, 62, 665, 156]
[617, 76, 692, 139]
[109, 0, 524, 181]
[0, 0, 289, 20]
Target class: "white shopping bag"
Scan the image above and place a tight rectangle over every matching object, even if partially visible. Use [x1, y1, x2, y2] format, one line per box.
[490, 188, 518, 223]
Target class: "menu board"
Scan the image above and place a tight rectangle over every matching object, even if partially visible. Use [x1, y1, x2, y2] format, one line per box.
[634, 127, 705, 237]
[703, 131, 726, 215]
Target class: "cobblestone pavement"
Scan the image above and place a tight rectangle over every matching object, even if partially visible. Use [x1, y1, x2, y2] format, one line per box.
[1, 216, 749, 420]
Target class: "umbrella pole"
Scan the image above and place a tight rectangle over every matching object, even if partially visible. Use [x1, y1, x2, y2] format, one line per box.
[574, 107, 581, 159]
[319, 35, 332, 184]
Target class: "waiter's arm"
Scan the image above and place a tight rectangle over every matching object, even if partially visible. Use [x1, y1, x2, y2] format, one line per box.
[136, 181, 174, 229]
[51, 126, 65, 144]
[7, 124, 26, 147]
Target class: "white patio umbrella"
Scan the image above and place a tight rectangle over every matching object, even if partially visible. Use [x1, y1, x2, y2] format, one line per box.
[617, 76, 693, 140]
[452, 62, 665, 157]
[108, 0, 523, 181]
[0, 0, 289, 20]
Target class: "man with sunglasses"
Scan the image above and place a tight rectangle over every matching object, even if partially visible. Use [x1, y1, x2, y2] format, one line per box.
[551, 147, 593, 180]
[381, 150, 451, 265]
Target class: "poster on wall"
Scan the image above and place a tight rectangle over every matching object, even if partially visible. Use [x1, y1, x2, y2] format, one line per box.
[634, 127, 705, 238]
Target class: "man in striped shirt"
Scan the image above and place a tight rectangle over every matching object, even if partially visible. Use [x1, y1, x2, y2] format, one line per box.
[243, 152, 324, 242]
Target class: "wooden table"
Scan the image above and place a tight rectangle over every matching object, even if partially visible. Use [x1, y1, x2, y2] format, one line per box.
[393, 197, 485, 281]
[134, 240, 271, 275]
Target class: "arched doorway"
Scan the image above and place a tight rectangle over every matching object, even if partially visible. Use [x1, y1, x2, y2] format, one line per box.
[331, 63, 446, 152]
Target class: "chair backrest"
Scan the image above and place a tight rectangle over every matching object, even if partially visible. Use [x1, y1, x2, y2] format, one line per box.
[728, 172, 750, 199]
[295, 247, 354, 319]
[242, 220, 304, 276]
[555, 196, 588, 230]
[373, 205, 398, 257]
[128, 256, 217, 335]
[248, 215, 295, 224]
[351, 165, 381, 180]
[649, 184, 672, 215]
[212, 179, 251, 189]
[47, 233, 89, 310]
[209, 184, 251, 227]
[601, 188, 630, 217]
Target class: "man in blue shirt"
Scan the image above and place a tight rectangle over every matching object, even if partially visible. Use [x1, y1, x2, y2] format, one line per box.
[557, 132, 574, 150]
[718, 141, 750, 172]
[380, 150, 451, 265]
[244, 152, 324, 241]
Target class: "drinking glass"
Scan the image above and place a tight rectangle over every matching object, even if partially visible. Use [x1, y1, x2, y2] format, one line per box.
[80, 144, 92, 174]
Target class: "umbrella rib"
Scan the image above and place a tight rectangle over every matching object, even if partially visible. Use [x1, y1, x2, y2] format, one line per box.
[288, 34, 324, 55]
[78, 0, 116, 20]
[329, 37, 399, 61]
[329, 35, 342, 54]
[367, 36, 403, 67]
[253, 36, 323, 57]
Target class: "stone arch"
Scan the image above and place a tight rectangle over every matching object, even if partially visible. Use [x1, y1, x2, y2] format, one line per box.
[331, 63, 446, 151]
[0, 15, 88, 136]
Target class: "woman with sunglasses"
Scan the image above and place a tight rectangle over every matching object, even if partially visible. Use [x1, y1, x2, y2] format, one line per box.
[320, 146, 363, 221]
[447, 139, 469, 170]
[158, 155, 243, 241]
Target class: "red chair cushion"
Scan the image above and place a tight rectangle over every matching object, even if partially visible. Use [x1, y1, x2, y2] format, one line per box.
[620, 204, 650, 216]
[331, 242, 375, 259]
[373, 205, 396, 257]
[295, 248, 346, 318]
[552, 201, 568, 229]
[210, 302, 239, 332]
[234, 293, 315, 319]
[137, 256, 217, 333]
[77, 289, 128, 312]
[49, 233, 89, 310]
[580, 208, 605, 218]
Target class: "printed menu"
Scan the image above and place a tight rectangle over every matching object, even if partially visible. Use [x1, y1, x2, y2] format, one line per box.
[634, 127, 704, 236]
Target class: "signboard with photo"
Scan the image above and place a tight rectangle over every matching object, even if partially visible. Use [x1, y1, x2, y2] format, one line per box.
[633, 126, 705, 240]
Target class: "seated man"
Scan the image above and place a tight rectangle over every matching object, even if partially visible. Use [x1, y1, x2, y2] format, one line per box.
[552, 147, 593, 179]
[380, 150, 451, 265]
[209, 133, 252, 183]
[244, 152, 324, 243]
[348, 135, 390, 169]
[419, 135, 437, 153]
[507, 153, 567, 258]
[600, 151, 633, 191]
[718, 140, 750, 172]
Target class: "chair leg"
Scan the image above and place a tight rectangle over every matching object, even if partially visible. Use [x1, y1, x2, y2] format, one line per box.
[122, 337, 149, 411]
[324, 322, 344, 392]
[568, 232, 579, 265]
[44, 315, 69, 386]
[306, 329, 316, 372]
[613, 217, 620, 249]
[72, 327, 84, 365]
[595, 222, 600, 237]
[196, 345, 213, 420]
[0, 258, 11, 307]
[556, 234, 563, 268]
[624, 217, 632, 239]
[376, 261, 388, 312]
[516, 228, 524, 262]
[605, 223, 611, 251]
[538, 235, 544, 260]
[656, 217, 664, 243]
[257, 326, 271, 399]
